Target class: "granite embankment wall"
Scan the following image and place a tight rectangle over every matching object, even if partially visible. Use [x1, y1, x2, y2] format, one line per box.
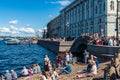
[87, 44, 120, 55]
[38, 40, 120, 55]
[37, 40, 73, 54]
[37, 40, 60, 53]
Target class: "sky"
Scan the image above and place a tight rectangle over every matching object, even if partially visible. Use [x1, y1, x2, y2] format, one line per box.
[0, 0, 73, 37]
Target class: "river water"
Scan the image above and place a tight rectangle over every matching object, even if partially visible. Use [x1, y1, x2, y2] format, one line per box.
[0, 40, 57, 75]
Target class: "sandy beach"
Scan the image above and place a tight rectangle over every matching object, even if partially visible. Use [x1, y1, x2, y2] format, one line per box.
[18, 55, 111, 80]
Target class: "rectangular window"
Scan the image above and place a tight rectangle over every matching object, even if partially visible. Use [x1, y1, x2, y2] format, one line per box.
[96, 6, 98, 14]
[103, 3, 105, 11]
[99, 4, 102, 13]
[118, 1, 120, 12]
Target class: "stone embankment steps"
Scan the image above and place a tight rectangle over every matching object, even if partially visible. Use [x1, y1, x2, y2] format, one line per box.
[59, 41, 74, 53]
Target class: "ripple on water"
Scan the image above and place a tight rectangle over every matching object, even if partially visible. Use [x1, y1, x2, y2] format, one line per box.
[0, 41, 57, 75]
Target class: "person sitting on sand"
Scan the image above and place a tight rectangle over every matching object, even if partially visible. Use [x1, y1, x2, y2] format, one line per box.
[5, 70, 12, 80]
[36, 64, 41, 74]
[0, 72, 4, 80]
[11, 69, 17, 80]
[91, 55, 99, 69]
[75, 60, 97, 78]
[109, 53, 120, 79]
[86, 60, 92, 72]
[59, 61, 71, 75]
[28, 66, 33, 76]
[41, 71, 47, 80]
[77, 59, 92, 73]
[33, 64, 37, 74]
[52, 69, 58, 78]
[20, 66, 28, 77]
[46, 72, 52, 80]
[50, 71, 56, 80]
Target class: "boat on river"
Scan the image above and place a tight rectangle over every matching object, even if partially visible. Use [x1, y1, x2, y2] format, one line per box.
[0, 38, 3, 40]
[19, 39, 32, 45]
[5, 39, 20, 45]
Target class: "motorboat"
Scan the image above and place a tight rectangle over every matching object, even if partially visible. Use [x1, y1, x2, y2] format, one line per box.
[0, 38, 3, 40]
[5, 39, 20, 45]
[19, 39, 31, 45]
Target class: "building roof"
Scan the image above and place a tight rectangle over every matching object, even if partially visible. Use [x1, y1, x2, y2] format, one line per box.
[60, 0, 79, 12]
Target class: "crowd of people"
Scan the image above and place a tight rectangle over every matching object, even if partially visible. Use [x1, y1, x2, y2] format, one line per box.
[42, 32, 119, 47]
[88, 36, 118, 46]
[74, 50, 99, 79]
[0, 49, 100, 80]
[0, 51, 73, 80]
[0, 63, 41, 80]
[41, 49, 99, 79]
[83, 33, 119, 46]
[0, 69, 17, 80]
[42, 51, 73, 80]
